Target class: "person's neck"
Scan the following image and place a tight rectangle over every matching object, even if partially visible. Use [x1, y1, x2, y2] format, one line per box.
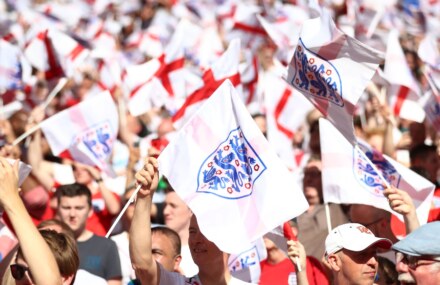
[178, 227, 189, 246]
[266, 247, 287, 265]
[198, 261, 228, 285]
[76, 229, 94, 242]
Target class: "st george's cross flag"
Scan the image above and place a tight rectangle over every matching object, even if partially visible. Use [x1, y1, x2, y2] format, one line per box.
[172, 39, 242, 129]
[159, 80, 309, 254]
[24, 29, 89, 79]
[319, 118, 435, 227]
[263, 74, 313, 170]
[384, 29, 425, 123]
[286, 9, 383, 145]
[40, 91, 118, 174]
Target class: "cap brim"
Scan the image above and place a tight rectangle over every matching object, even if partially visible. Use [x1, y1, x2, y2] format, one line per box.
[345, 238, 392, 252]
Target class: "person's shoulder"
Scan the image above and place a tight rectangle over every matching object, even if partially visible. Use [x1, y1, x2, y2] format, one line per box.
[90, 234, 118, 247]
[229, 276, 257, 285]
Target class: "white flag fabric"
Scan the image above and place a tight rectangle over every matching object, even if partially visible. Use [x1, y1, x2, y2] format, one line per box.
[159, 80, 308, 254]
[264, 74, 313, 170]
[6, 159, 32, 187]
[319, 118, 434, 226]
[420, 90, 440, 133]
[417, 34, 440, 69]
[0, 39, 27, 91]
[40, 91, 118, 173]
[228, 238, 267, 283]
[286, 9, 383, 145]
[384, 29, 425, 122]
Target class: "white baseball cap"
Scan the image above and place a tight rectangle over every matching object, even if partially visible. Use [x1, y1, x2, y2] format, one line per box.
[325, 223, 392, 255]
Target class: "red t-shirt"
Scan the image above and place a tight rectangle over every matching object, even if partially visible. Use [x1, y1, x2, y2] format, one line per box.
[259, 256, 329, 285]
[86, 191, 120, 236]
[428, 187, 440, 222]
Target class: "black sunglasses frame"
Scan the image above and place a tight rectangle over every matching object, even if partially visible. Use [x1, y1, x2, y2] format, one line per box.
[10, 263, 33, 281]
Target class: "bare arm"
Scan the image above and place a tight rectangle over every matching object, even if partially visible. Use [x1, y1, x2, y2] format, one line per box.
[384, 186, 419, 233]
[27, 106, 55, 191]
[0, 157, 61, 285]
[287, 240, 309, 285]
[85, 165, 121, 215]
[129, 157, 160, 285]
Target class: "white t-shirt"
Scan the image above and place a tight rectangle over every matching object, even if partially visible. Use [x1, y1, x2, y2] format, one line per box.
[111, 231, 136, 284]
[159, 264, 255, 285]
[74, 269, 107, 285]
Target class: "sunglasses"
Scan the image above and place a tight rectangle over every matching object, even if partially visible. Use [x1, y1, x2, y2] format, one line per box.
[10, 264, 33, 280]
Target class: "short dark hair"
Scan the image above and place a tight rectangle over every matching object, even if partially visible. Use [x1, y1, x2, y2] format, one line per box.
[55, 183, 92, 207]
[410, 144, 437, 164]
[152, 226, 181, 257]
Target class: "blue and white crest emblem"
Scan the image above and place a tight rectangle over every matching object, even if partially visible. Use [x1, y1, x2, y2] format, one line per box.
[197, 127, 266, 199]
[228, 246, 259, 272]
[290, 38, 344, 107]
[353, 144, 401, 196]
[74, 121, 114, 161]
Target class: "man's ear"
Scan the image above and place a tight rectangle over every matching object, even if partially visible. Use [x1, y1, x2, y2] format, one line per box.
[328, 253, 341, 272]
[62, 274, 75, 285]
[174, 255, 182, 272]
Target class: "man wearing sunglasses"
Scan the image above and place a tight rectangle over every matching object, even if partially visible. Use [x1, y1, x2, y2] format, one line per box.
[393, 221, 440, 285]
[325, 223, 393, 285]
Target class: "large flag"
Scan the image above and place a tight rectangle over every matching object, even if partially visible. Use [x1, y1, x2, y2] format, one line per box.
[286, 9, 383, 145]
[384, 29, 425, 122]
[40, 91, 118, 173]
[319, 118, 435, 227]
[159, 80, 308, 254]
[172, 39, 242, 129]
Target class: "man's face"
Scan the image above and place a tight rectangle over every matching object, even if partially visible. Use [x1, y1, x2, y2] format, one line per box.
[336, 247, 379, 285]
[395, 252, 416, 284]
[188, 215, 223, 267]
[151, 232, 181, 272]
[163, 192, 192, 234]
[57, 196, 91, 237]
[302, 160, 322, 205]
[423, 152, 440, 184]
[72, 164, 93, 185]
[397, 252, 440, 285]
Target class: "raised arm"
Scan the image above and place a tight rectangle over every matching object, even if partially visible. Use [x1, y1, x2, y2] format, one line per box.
[384, 186, 419, 233]
[129, 157, 160, 285]
[84, 165, 121, 215]
[0, 157, 61, 285]
[287, 240, 309, 285]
